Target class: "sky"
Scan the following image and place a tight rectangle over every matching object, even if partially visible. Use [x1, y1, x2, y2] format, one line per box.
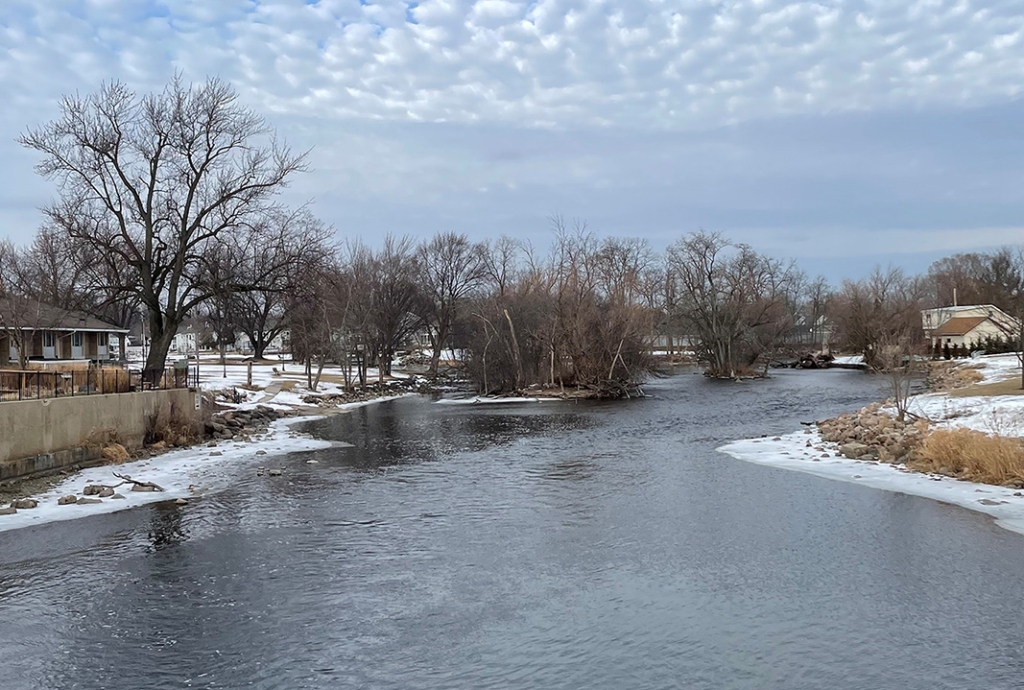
[2, 0, 1024, 281]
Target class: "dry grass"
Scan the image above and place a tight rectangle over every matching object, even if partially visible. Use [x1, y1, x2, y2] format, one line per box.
[912, 427, 1024, 484]
[927, 361, 985, 392]
[145, 401, 201, 447]
[949, 378, 1024, 398]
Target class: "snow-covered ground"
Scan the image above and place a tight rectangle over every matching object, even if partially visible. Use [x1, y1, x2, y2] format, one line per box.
[0, 416, 333, 534]
[0, 346, 431, 533]
[718, 353, 1024, 535]
[435, 396, 555, 405]
[831, 354, 866, 366]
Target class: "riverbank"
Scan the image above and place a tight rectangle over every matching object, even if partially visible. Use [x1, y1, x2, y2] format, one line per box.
[719, 353, 1024, 535]
[0, 391, 415, 532]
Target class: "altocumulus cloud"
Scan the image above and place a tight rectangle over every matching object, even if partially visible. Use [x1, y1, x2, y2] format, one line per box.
[3, 0, 1024, 276]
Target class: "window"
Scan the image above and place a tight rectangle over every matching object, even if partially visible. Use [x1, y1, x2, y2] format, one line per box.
[98, 333, 108, 347]
[43, 332, 55, 348]
[72, 332, 83, 347]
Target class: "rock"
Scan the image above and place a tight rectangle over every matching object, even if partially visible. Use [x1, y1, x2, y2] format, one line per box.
[110, 493, 126, 500]
[852, 475, 862, 479]
[979, 498, 1006, 506]
[76, 497, 102, 505]
[209, 451, 223, 457]
[840, 442, 870, 459]
[207, 441, 218, 447]
[11, 498, 38, 509]
[149, 441, 167, 451]
[58, 495, 78, 505]
[0, 506, 17, 515]
[306, 459, 319, 464]
[174, 498, 188, 506]
[255, 450, 267, 456]
[98, 487, 115, 498]
[101, 443, 130, 464]
[131, 484, 157, 492]
[772, 436, 782, 441]
[268, 468, 283, 477]
[82, 485, 104, 495]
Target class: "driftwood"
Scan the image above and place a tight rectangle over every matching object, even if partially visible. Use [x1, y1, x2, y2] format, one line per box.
[112, 472, 165, 492]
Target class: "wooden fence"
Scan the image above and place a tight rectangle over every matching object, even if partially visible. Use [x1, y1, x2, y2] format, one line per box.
[0, 366, 197, 403]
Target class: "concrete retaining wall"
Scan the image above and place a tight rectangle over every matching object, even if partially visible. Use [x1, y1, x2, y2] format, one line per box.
[0, 389, 198, 482]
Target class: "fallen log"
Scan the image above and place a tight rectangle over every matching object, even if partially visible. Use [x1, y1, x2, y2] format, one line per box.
[112, 472, 165, 492]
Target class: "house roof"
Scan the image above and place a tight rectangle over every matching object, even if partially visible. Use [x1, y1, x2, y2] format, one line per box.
[0, 298, 129, 333]
[932, 316, 990, 337]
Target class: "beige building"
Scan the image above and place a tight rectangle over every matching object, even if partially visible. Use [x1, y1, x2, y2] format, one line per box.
[921, 304, 1020, 350]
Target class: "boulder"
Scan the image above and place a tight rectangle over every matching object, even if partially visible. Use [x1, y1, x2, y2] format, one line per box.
[82, 484, 104, 495]
[11, 498, 38, 509]
[110, 493, 126, 500]
[840, 442, 870, 459]
[0, 506, 17, 515]
[131, 484, 157, 492]
[76, 497, 102, 505]
[174, 498, 188, 506]
[58, 495, 78, 505]
[98, 487, 115, 498]
[268, 468, 283, 477]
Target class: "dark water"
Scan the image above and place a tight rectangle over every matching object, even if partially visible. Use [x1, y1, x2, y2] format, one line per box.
[3, 370, 1024, 689]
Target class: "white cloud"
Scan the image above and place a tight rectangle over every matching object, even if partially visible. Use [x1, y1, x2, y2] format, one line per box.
[3, 0, 1024, 277]
[3, 0, 1024, 130]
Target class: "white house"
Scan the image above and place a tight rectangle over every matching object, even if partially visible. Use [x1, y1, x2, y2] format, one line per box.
[921, 304, 1020, 349]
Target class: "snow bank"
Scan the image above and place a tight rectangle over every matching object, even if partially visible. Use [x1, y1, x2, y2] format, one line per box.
[0, 417, 332, 534]
[718, 354, 1024, 536]
[436, 393, 557, 403]
[831, 355, 865, 366]
[719, 431, 1024, 536]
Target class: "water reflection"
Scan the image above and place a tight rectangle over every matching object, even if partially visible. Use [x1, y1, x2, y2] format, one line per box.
[5, 371, 1024, 690]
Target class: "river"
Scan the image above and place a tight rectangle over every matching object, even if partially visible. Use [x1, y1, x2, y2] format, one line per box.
[3, 369, 1024, 689]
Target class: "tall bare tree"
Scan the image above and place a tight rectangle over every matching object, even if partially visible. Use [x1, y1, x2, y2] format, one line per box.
[418, 232, 485, 377]
[20, 76, 306, 382]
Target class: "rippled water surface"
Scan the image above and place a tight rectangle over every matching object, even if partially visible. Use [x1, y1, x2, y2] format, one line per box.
[4, 370, 1024, 689]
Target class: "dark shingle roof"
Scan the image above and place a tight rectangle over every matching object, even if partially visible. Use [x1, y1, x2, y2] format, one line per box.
[0, 298, 128, 332]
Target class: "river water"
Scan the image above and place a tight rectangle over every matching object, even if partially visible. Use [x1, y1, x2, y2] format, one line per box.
[3, 369, 1024, 689]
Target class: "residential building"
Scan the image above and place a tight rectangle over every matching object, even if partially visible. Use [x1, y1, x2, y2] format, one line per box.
[0, 298, 129, 366]
[921, 304, 1020, 350]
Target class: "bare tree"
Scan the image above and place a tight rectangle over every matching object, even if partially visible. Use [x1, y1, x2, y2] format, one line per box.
[370, 236, 425, 381]
[21, 76, 306, 383]
[417, 232, 485, 377]
[230, 207, 331, 360]
[832, 266, 925, 368]
[666, 232, 798, 378]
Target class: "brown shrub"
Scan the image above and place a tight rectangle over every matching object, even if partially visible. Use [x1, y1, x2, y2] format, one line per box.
[101, 443, 131, 464]
[926, 361, 985, 391]
[145, 402, 201, 447]
[913, 427, 1024, 483]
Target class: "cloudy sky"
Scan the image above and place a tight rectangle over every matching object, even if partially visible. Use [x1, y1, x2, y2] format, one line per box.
[3, 0, 1024, 280]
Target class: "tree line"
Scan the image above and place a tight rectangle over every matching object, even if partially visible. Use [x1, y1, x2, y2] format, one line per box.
[3, 75, 1022, 395]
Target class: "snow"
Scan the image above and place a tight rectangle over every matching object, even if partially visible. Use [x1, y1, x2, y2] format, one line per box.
[435, 396, 554, 405]
[0, 416, 333, 534]
[718, 353, 1024, 536]
[831, 354, 865, 365]
[969, 352, 1022, 383]
[719, 431, 1024, 537]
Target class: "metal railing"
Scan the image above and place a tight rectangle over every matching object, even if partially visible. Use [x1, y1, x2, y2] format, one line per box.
[0, 365, 198, 403]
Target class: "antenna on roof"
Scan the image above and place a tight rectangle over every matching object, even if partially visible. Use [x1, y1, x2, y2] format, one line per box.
[953, 287, 957, 307]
